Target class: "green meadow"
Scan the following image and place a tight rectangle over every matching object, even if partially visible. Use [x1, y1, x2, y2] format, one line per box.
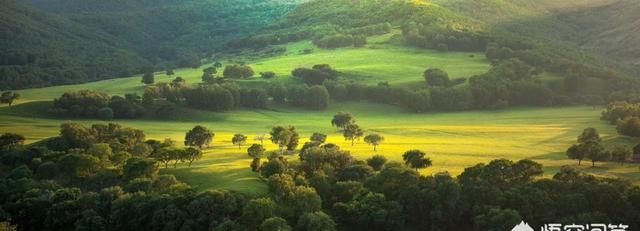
[2, 100, 639, 194]
[2, 34, 639, 194]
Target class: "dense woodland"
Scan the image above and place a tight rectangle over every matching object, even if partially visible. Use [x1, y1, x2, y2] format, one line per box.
[0, 0, 302, 90]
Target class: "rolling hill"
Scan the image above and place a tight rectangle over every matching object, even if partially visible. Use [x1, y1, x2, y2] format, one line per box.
[435, 0, 640, 75]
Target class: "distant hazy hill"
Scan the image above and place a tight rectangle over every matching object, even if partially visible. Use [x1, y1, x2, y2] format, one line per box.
[0, 0, 304, 89]
[435, 0, 640, 75]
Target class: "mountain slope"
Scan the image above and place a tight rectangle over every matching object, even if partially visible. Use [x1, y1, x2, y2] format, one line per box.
[0, 0, 149, 89]
[434, 0, 640, 75]
[1, 0, 306, 90]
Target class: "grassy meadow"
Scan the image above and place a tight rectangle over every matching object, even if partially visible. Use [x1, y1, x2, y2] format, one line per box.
[2, 100, 639, 194]
[2, 33, 639, 194]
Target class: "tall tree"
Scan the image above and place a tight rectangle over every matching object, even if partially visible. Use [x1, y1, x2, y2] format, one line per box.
[185, 125, 214, 149]
[232, 134, 248, 150]
[402, 150, 432, 171]
[343, 124, 364, 146]
[364, 134, 384, 151]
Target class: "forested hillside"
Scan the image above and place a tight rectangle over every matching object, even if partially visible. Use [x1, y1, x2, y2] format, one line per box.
[435, 0, 640, 75]
[0, 0, 305, 90]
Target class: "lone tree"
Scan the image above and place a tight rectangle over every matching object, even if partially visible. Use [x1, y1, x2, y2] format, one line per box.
[423, 68, 450, 87]
[343, 123, 364, 146]
[364, 134, 384, 151]
[332, 112, 354, 130]
[0, 133, 25, 151]
[185, 125, 214, 149]
[1, 92, 20, 107]
[232, 134, 248, 150]
[402, 149, 432, 171]
[247, 144, 266, 158]
[141, 72, 155, 85]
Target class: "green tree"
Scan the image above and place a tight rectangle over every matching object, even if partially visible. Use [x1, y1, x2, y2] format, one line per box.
[584, 142, 609, 167]
[424, 68, 450, 87]
[270, 126, 300, 152]
[402, 150, 432, 171]
[59, 154, 101, 181]
[343, 123, 364, 146]
[97, 107, 114, 121]
[578, 127, 601, 144]
[250, 158, 262, 172]
[123, 157, 159, 180]
[141, 72, 155, 85]
[241, 198, 276, 229]
[566, 144, 586, 165]
[86, 143, 114, 167]
[74, 210, 107, 231]
[232, 134, 248, 150]
[185, 125, 214, 149]
[364, 134, 384, 151]
[304, 86, 330, 110]
[331, 112, 354, 130]
[610, 145, 632, 165]
[0, 133, 25, 151]
[223, 64, 254, 78]
[184, 147, 202, 167]
[260, 217, 291, 231]
[310, 132, 327, 144]
[261, 158, 286, 178]
[366, 155, 387, 171]
[0, 91, 20, 107]
[295, 212, 336, 231]
[247, 144, 265, 158]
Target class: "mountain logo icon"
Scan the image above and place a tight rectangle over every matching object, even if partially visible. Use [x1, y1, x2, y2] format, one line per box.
[512, 221, 534, 231]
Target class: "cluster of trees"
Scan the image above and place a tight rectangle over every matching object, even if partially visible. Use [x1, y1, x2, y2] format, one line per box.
[3, 121, 640, 230]
[601, 101, 640, 137]
[247, 138, 640, 230]
[343, 23, 391, 37]
[292, 64, 339, 86]
[313, 34, 367, 49]
[223, 64, 255, 79]
[402, 22, 487, 52]
[566, 128, 639, 166]
[182, 84, 268, 111]
[52, 90, 145, 120]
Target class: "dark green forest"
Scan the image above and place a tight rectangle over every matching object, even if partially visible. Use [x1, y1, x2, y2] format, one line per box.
[0, 0, 303, 90]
